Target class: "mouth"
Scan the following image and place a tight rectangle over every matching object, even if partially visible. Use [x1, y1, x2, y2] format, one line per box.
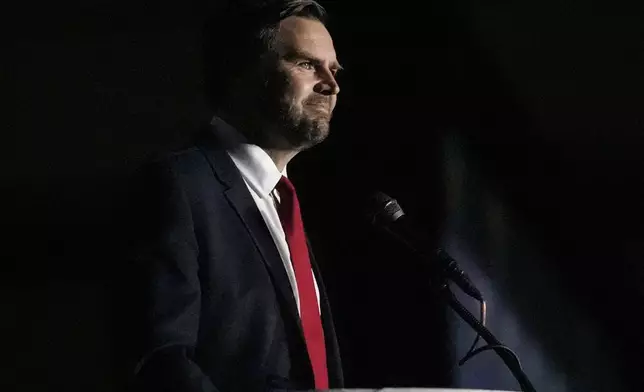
[308, 104, 330, 114]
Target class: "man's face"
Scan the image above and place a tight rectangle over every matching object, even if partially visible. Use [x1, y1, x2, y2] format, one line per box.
[252, 16, 342, 151]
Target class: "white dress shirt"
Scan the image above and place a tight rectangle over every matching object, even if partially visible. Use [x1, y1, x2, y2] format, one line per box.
[211, 116, 321, 315]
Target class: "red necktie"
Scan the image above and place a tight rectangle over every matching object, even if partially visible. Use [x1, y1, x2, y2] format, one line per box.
[275, 176, 328, 389]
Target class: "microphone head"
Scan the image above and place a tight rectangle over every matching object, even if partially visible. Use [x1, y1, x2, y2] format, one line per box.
[365, 191, 406, 227]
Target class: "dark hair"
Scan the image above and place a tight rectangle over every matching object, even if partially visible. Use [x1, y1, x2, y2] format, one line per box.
[202, 0, 328, 112]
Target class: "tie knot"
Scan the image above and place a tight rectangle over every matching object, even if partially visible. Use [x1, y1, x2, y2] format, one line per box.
[276, 175, 296, 197]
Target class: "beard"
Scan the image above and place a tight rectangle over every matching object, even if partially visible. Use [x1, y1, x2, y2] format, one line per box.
[274, 93, 332, 150]
[238, 67, 333, 151]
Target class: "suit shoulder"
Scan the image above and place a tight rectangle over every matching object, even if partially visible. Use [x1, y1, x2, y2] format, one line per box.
[160, 146, 209, 173]
[135, 145, 212, 181]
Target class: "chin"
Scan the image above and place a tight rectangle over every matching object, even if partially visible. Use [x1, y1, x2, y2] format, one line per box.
[308, 117, 331, 139]
[289, 119, 330, 150]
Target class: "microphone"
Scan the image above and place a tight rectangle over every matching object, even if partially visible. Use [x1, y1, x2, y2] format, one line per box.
[366, 191, 483, 301]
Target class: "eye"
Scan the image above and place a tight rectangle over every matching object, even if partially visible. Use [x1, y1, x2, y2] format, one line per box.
[298, 61, 315, 70]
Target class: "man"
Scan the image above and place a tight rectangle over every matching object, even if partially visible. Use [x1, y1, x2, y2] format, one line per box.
[129, 1, 343, 391]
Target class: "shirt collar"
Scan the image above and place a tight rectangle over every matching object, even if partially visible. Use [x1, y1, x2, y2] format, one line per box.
[210, 115, 286, 198]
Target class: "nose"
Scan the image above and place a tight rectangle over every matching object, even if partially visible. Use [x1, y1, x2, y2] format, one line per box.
[314, 69, 340, 96]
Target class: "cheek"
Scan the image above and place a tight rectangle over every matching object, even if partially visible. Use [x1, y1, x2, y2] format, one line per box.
[297, 84, 313, 103]
[281, 82, 306, 105]
[287, 75, 314, 102]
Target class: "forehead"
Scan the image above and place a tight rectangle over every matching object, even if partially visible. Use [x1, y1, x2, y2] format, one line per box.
[274, 16, 337, 59]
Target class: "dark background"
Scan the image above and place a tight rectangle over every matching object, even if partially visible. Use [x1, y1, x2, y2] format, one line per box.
[5, 0, 643, 391]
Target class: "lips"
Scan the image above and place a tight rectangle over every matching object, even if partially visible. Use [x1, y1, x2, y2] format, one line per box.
[308, 104, 330, 113]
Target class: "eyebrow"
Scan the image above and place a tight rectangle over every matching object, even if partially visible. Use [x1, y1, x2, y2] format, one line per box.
[285, 49, 344, 71]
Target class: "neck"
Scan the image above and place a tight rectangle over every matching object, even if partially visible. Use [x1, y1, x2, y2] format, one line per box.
[216, 110, 299, 173]
[263, 148, 299, 173]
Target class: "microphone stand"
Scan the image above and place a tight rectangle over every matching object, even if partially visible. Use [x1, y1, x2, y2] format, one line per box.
[437, 283, 537, 392]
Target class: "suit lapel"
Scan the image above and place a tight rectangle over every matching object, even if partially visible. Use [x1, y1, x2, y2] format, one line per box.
[195, 128, 303, 332]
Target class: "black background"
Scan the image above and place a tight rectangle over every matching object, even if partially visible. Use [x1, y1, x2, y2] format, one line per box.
[5, 0, 644, 391]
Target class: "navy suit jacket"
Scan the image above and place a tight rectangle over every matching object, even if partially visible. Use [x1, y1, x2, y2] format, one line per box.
[129, 128, 343, 392]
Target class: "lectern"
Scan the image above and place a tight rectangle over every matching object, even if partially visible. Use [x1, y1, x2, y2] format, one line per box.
[304, 389, 517, 392]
